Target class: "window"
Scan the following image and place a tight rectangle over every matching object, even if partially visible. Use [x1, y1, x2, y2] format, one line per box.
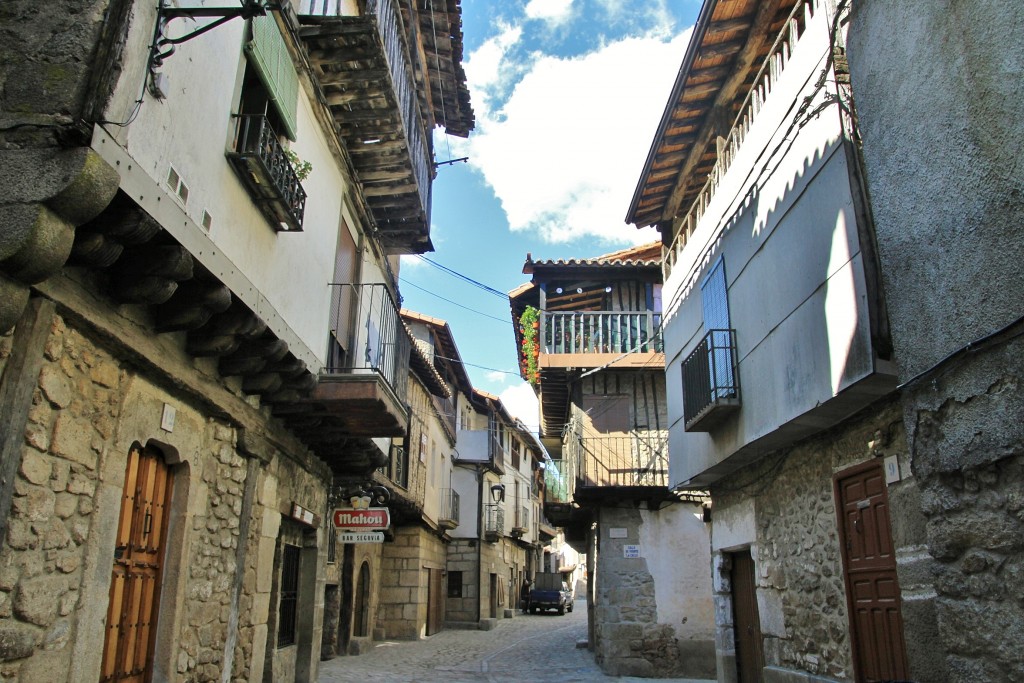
[511, 439, 521, 469]
[244, 14, 298, 140]
[582, 395, 631, 434]
[447, 571, 463, 598]
[390, 439, 409, 488]
[278, 544, 300, 647]
[700, 257, 735, 399]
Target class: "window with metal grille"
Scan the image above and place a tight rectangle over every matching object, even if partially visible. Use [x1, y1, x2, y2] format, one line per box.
[278, 544, 300, 647]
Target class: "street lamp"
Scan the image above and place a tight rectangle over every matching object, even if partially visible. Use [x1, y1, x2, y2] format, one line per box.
[490, 483, 505, 503]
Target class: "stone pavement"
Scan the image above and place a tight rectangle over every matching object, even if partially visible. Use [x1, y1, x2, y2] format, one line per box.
[317, 599, 714, 683]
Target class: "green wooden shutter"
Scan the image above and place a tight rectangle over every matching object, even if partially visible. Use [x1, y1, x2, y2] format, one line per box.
[246, 14, 299, 141]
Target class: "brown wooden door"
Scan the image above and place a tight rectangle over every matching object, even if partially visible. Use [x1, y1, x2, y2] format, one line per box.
[835, 460, 909, 682]
[730, 550, 763, 683]
[101, 446, 173, 683]
[426, 568, 444, 635]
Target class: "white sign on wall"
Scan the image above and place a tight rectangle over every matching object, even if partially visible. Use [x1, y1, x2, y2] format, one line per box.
[623, 545, 640, 559]
[608, 527, 628, 539]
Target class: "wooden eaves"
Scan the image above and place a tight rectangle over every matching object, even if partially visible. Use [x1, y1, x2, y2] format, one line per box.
[625, 0, 799, 233]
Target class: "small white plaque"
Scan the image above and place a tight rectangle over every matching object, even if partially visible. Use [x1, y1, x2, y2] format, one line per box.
[623, 545, 640, 559]
[338, 532, 385, 543]
[884, 455, 901, 484]
[160, 403, 176, 432]
[609, 528, 628, 539]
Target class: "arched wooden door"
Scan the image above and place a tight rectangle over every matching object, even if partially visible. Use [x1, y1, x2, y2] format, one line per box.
[101, 445, 174, 682]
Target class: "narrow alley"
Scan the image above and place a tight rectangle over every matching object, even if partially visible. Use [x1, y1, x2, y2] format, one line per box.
[318, 594, 710, 683]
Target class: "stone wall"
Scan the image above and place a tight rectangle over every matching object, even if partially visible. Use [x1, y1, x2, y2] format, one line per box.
[376, 527, 447, 639]
[709, 397, 934, 683]
[847, 2, 1024, 681]
[445, 539, 479, 624]
[0, 305, 331, 682]
[594, 505, 715, 679]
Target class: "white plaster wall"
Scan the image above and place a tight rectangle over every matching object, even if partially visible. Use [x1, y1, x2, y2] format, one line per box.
[662, 3, 885, 486]
[449, 466, 479, 540]
[637, 505, 715, 641]
[95, 6, 363, 369]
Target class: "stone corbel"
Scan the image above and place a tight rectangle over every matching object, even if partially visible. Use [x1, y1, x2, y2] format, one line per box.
[0, 147, 119, 332]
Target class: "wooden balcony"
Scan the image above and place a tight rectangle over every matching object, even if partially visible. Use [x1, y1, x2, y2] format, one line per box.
[567, 431, 676, 508]
[297, 0, 433, 253]
[540, 310, 664, 369]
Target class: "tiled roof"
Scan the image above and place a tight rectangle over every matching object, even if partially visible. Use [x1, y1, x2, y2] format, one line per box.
[522, 241, 662, 272]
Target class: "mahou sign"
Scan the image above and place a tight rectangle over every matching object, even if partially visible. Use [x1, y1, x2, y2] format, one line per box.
[332, 507, 391, 531]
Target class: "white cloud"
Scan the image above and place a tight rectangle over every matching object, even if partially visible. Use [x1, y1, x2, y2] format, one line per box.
[499, 382, 540, 434]
[524, 0, 574, 26]
[463, 23, 524, 123]
[466, 29, 693, 245]
[486, 370, 509, 384]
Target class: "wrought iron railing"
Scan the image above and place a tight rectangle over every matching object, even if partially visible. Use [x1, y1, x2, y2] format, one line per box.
[297, 0, 431, 217]
[543, 311, 662, 355]
[484, 504, 504, 539]
[228, 114, 306, 231]
[566, 428, 669, 488]
[439, 488, 459, 527]
[433, 393, 457, 439]
[682, 328, 740, 429]
[513, 504, 529, 532]
[326, 283, 410, 401]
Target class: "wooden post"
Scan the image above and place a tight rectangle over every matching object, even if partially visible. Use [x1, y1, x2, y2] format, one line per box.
[0, 297, 56, 547]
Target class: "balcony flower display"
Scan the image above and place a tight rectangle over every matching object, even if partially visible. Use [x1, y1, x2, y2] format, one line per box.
[519, 306, 540, 385]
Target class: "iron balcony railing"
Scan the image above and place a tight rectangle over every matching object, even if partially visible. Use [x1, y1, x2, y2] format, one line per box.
[543, 311, 662, 355]
[487, 419, 505, 474]
[227, 114, 306, 231]
[297, 0, 431, 218]
[439, 488, 459, 528]
[432, 393, 457, 439]
[484, 504, 504, 541]
[566, 429, 669, 489]
[682, 328, 740, 431]
[326, 283, 410, 401]
[512, 504, 529, 533]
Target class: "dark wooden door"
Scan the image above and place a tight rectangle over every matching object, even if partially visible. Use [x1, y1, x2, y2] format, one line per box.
[730, 550, 763, 683]
[101, 446, 173, 683]
[426, 568, 444, 635]
[835, 460, 910, 682]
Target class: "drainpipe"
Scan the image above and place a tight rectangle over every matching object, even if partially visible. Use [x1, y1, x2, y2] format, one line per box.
[477, 464, 484, 624]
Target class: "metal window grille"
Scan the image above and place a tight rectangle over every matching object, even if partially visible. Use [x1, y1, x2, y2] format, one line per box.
[278, 545, 300, 647]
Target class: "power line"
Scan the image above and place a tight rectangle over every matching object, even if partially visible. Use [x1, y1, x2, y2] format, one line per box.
[401, 279, 512, 325]
[414, 256, 511, 299]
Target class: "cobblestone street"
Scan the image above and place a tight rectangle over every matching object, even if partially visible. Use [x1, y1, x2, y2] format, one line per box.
[318, 599, 712, 683]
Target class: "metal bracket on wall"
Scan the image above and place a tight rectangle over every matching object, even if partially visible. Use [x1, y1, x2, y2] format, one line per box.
[148, 0, 280, 78]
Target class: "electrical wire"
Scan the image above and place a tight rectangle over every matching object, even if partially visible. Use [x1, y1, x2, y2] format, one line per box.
[414, 255, 511, 300]
[400, 279, 512, 325]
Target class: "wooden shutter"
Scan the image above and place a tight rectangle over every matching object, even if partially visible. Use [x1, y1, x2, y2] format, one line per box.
[246, 15, 299, 140]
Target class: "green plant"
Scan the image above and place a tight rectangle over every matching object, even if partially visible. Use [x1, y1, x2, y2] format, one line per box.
[284, 148, 313, 182]
[519, 306, 540, 386]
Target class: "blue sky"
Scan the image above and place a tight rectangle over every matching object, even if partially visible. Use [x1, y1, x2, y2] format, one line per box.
[399, 0, 699, 429]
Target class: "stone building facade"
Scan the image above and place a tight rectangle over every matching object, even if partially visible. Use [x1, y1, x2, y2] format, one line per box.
[847, 1, 1024, 679]
[707, 398, 938, 682]
[0, 300, 331, 682]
